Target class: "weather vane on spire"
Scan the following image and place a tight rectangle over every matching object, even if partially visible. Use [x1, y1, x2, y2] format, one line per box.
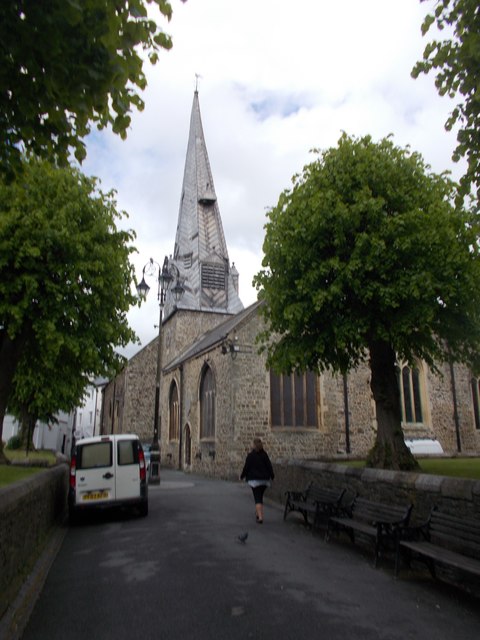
[195, 73, 202, 92]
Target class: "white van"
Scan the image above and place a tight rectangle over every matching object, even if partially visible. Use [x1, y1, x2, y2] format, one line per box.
[68, 434, 148, 523]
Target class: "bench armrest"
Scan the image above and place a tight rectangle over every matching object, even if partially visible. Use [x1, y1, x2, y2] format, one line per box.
[284, 490, 307, 502]
[400, 520, 430, 541]
[372, 504, 413, 529]
[372, 516, 406, 528]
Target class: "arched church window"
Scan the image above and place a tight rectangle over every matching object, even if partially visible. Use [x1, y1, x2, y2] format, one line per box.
[397, 363, 424, 425]
[200, 365, 215, 439]
[270, 371, 318, 428]
[470, 377, 480, 430]
[169, 381, 180, 441]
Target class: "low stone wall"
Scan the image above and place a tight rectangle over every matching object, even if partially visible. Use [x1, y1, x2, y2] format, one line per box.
[269, 460, 480, 521]
[0, 464, 68, 619]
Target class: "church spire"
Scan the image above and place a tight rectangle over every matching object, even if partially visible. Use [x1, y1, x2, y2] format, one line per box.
[164, 91, 244, 317]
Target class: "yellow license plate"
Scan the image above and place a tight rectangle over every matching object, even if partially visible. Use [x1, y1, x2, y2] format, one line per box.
[82, 491, 109, 501]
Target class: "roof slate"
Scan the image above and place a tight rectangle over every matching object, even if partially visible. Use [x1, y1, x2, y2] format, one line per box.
[164, 91, 244, 318]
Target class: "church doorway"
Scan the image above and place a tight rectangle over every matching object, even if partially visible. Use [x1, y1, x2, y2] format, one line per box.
[184, 424, 192, 468]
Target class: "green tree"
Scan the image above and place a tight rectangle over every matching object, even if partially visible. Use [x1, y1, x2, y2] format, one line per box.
[412, 0, 480, 200]
[0, 158, 138, 461]
[254, 133, 480, 470]
[6, 337, 94, 452]
[0, 0, 180, 174]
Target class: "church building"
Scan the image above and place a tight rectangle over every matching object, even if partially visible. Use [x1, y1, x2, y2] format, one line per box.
[101, 91, 480, 476]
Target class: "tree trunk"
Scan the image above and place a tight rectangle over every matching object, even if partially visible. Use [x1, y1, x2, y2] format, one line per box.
[0, 327, 28, 464]
[0, 329, 27, 464]
[19, 406, 37, 453]
[367, 339, 419, 471]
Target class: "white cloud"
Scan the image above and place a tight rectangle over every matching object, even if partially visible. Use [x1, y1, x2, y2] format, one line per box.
[82, 0, 465, 358]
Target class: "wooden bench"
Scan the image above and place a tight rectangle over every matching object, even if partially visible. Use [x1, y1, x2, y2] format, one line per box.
[283, 483, 346, 532]
[326, 496, 413, 566]
[395, 509, 480, 581]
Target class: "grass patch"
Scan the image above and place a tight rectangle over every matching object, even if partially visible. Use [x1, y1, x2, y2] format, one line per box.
[417, 457, 480, 480]
[338, 457, 480, 480]
[0, 449, 57, 488]
[5, 449, 56, 466]
[0, 465, 43, 488]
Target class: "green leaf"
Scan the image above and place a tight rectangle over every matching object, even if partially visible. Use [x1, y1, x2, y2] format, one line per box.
[412, 0, 480, 200]
[0, 158, 138, 439]
[0, 0, 176, 172]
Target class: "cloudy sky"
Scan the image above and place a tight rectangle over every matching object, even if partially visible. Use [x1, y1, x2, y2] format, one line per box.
[83, 0, 463, 358]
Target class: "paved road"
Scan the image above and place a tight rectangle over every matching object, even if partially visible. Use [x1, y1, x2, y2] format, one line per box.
[20, 470, 480, 640]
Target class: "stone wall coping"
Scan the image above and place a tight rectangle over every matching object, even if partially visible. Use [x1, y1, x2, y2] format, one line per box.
[0, 464, 68, 510]
[278, 458, 479, 500]
[414, 474, 444, 493]
[440, 477, 475, 500]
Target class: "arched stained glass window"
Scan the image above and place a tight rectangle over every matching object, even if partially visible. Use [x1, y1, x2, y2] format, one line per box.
[169, 382, 180, 441]
[471, 378, 480, 430]
[200, 366, 215, 439]
[398, 364, 424, 424]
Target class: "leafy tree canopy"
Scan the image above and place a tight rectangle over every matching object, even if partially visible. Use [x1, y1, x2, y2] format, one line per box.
[412, 0, 480, 200]
[0, 0, 178, 174]
[0, 158, 138, 450]
[254, 133, 480, 468]
[255, 133, 480, 374]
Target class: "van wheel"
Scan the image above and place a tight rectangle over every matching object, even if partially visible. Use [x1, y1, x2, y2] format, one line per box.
[139, 501, 148, 517]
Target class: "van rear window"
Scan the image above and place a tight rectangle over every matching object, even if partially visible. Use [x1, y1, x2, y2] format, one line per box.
[77, 442, 112, 469]
[117, 440, 138, 466]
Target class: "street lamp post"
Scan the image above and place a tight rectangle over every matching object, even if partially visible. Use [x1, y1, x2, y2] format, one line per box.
[137, 257, 184, 484]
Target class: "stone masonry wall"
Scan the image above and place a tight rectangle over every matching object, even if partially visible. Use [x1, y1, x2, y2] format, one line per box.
[270, 459, 480, 521]
[104, 305, 480, 478]
[0, 465, 68, 619]
[161, 311, 373, 477]
[104, 308, 233, 444]
[427, 361, 480, 454]
[122, 341, 157, 443]
[101, 368, 126, 436]
[158, 305, 480, 479]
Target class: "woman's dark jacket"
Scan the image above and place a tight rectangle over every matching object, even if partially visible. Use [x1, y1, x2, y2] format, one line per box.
[240, 449, 275, 482]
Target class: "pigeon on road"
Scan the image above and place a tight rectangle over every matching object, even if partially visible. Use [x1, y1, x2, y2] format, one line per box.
[237, 531, 249, 544]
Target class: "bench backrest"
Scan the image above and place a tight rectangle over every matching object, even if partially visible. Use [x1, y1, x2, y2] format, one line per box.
[352, 497, 412, 525]
[308, 486, 345, 505]
[429, 510, 480, 560]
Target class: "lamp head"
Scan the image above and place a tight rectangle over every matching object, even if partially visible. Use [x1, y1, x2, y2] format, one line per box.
[136, 275, 150, 300]
[171, 280, 185, 302]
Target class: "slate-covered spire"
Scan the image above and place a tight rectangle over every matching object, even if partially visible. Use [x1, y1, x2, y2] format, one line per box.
[164, 91, 244, 318]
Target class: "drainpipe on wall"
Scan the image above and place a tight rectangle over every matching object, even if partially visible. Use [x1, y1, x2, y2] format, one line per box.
[449, 359, 462, 453]
[99, 387, 106, 436]
[70, 410, 77, 457]
[343, 373, 351, 454]
[93, 386, 98, 436]
[178, 365, 184, 470]
[111, 380, 116, 434]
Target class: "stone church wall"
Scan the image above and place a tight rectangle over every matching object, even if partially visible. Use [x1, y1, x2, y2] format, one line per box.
[101, 307, 234, 443]
[102, 305, 480, 478]
[161, 311, 251, 475]
[101, 368, 126, 435]
[427, 361, 480, 454]
[122, 341, 157, 442]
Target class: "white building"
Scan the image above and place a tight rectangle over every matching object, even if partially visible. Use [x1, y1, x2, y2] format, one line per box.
[71, 380, 106, 442]
[2, 380, 107, 455]
[2, 411, 74, 455]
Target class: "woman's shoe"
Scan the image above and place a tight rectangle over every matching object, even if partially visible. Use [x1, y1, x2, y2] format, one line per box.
[256, 519, 263, 524]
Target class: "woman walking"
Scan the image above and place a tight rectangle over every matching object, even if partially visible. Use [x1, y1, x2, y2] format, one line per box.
[240, 438, 275, 524]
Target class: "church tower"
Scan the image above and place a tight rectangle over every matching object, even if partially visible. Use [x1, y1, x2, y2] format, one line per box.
[163, 90, 244, 319]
